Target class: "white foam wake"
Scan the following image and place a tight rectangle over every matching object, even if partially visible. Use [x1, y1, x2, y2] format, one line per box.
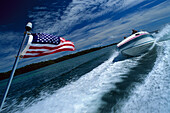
[15, 51, 140, 113]
[115, 25, 170, 113]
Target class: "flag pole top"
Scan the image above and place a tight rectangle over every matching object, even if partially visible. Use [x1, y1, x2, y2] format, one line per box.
[25, 22, 32, 31]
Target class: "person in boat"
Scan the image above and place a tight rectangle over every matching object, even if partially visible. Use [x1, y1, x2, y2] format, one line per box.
[132, 29, 138, 34]
[123, 29, 138, 40]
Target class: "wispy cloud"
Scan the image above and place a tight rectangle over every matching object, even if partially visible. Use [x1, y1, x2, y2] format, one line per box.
[29, 0, 146, 35]
[65, 0, 170, 50]
[1, 0, 170, 72]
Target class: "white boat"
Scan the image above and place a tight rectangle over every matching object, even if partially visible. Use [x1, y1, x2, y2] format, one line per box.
[117, 31, 154, 56]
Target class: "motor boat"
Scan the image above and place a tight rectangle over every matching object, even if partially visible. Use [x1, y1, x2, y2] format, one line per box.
[117, 31, 155, 56]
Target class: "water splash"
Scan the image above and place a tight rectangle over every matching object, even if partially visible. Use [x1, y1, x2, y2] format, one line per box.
[156, 24, 170, 43]
[116, 25, 170, 113]
[15, 51, 140, 113]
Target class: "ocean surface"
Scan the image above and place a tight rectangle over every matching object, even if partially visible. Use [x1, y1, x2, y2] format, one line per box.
[0, 26, 170, 113]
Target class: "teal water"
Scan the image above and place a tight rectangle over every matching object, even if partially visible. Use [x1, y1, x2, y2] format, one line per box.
[0, 46, 114, 113]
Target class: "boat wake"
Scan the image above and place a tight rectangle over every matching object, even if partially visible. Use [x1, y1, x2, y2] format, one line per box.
[115, 25, 170, 113]
[15, 51, 141, 113]
[7, 25, 170, 113]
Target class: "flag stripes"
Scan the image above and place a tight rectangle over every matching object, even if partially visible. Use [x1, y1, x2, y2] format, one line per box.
[21, 34, 75, 58]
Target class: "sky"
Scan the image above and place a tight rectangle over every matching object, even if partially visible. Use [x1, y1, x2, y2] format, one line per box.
[0, 0, 170, 72]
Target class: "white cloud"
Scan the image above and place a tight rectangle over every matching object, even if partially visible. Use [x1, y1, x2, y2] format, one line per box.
[64, 0, 170, 50]
[1, 0, 170, 72]
[34, 7, 47, 10]
[29, 0, 147, 35]
[122, 0, 145, 9]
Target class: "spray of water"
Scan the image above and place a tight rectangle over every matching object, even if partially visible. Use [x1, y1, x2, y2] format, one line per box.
[13, 49, 143, 113]
[15, 25, 170, 113]
[115, 24, 170, 113]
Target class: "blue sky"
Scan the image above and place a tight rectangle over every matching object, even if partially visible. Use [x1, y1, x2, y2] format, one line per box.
[0, 0, 170, 72]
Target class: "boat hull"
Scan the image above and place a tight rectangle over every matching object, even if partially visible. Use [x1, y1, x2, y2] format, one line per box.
[117, 31, 154, 56]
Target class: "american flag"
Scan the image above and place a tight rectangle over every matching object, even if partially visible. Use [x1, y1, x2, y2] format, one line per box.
[21, 33, 75, 58]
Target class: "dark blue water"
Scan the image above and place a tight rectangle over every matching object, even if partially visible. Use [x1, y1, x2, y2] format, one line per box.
[0, 46, 113, 112]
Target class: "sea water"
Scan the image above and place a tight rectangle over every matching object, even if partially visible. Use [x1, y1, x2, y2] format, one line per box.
[0, 25, 170, 113]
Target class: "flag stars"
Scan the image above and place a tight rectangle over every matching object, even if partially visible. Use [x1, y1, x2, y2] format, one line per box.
[32, 33, 60, 45]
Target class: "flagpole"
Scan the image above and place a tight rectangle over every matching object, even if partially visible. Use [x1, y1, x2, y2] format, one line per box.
[0, 22, 32, 111]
